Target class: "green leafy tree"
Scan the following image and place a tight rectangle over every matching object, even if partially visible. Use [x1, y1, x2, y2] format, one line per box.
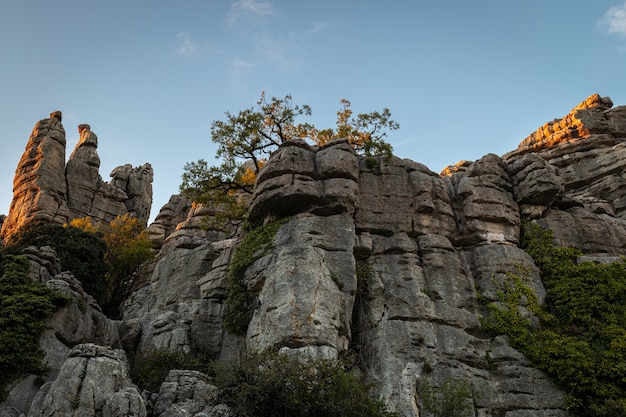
[0, 254, 69, 401]
[70, 215, 155, 318]
[3, 222, 108, 303]
[180, 93, 398, 230]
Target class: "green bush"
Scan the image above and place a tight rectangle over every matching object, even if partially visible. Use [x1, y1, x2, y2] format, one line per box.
[131, 348, 215, 392]
[131, 349, 396, 417]
[0, 254, 69, 401]
[419, 377, 474, 417]
[3, 223, 108, 304]
[217, 351, 397, 417]
[481, 221, 626, 416]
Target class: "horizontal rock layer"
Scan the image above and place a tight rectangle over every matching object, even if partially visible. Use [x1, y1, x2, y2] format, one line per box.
[5, 94, 626, 416]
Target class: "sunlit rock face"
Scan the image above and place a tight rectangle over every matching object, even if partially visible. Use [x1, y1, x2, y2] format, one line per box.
[0, 112, 71, 242]
[0, 112, 153, 243]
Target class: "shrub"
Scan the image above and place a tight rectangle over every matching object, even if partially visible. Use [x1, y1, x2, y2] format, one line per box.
[93, 215, 155, 318]
[131, 348, 215, 392]
[3, 222, 108, 303]
[216, 351, 398, 417]
[0, 254, 69, 401]
[131, 349, 397, 417]
[419, 377, 474, 417]
[481, 221, 626, 416]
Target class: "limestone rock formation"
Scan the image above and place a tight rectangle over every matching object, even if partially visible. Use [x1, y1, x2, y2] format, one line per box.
[145, 194, 193, 247]
[28, 344, 145, 417]
[1, 113, 71, 242]
[4, 94, 626, 416]
[152, 370, 229, 417]
[1, 246, 122, 416]
[0, 112, 153, 243]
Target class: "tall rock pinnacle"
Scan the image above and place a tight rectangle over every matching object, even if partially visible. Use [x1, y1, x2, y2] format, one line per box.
[0, 112, 71, 242]
[0, 112, 154, 243]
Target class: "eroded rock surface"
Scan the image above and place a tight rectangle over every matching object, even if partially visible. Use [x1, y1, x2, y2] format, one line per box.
[4, 95, 626, 416]
[28, 344, 145, 417]
[0, 112, 153, 243]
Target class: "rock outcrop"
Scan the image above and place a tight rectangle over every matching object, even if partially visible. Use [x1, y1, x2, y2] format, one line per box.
[0, 112, 153, 243]
[1, 246, 122, 416]
[28, 344, 145, 417]
[4, 94, 626, 416]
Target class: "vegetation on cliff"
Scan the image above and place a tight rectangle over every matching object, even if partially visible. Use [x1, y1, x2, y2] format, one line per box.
[133, 349, 398, 417]
[3, 222, 109, 302]
[481, 221, 626, 416]
[70, 215, 155, 318]
[223, 217, 289, 334]
[4, 215, 154, 319]
[0, 254, 69, 401]
[180, 93, 398, 229]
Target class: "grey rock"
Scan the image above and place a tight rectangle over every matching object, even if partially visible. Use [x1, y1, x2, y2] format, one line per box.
[153, 370, 226, 417]
[249, 139, 359, 222]
[28, 344, 146, 417]
[1, 113, 153, 244]
[356, 157, 456, 238]
[246, 214, 357, 358]
[0, 114, 70, 242]
[146, 194, 193, 247]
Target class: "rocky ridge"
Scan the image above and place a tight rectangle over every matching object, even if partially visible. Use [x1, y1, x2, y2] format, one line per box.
[2, 94, 626, 416]
[0, 112, 153, 243]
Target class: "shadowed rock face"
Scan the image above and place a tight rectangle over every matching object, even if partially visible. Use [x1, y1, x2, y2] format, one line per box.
[0, 113, 153, 243]
[4, 95, 626, 416]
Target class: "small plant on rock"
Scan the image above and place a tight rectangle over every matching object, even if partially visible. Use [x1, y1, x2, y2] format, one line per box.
[419, 377, 474, 417]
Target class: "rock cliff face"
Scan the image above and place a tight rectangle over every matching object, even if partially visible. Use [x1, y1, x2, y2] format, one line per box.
[3, 95, 626, 416]
[0, 112, 153, 243]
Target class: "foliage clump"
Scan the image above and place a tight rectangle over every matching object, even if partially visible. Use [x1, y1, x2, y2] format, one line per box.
[3, 222, 108, 302]
[131, 348, 215, 392]
[72, 215, 155, 318]
[4, 215, 154, 319]
[419, 377, 474, 417]
[480, 221, 626, 416]
[180, 93, 398, 230]
[133, 349, 397, 417]
[0, 254, 69, 401]
[224, 218, 289, 334]
[218, 351, 398, 417]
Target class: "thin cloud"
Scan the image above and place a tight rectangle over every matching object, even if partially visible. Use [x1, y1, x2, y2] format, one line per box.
[232, 58, 259, 70]
[227, 0, 274, 24]
[601, 2, 626, 37]
[302, 21, 330, 36]
[177, 31, 197, 56]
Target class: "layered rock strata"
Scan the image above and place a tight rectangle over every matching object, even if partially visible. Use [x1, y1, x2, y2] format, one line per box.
[3, 95, 626, 416]
[0, 112, 153, 243]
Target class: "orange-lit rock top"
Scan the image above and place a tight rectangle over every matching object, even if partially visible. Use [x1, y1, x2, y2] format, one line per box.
[511, 93, 619, 155]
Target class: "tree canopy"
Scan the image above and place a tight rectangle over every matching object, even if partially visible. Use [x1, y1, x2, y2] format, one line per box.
[70, 215, 154, 318]
[180, 93, 398, 229]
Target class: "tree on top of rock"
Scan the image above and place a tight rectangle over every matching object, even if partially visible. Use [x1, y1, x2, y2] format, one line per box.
[180, 92, 398, 230]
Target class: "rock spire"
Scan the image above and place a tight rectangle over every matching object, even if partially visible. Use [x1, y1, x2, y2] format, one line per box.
[0, 112, 153, 243]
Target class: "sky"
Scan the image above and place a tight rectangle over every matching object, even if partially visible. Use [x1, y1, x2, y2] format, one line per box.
[2, 1, 626, 223]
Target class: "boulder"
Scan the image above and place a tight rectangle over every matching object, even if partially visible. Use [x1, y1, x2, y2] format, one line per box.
[28, 344, 146, 417]
[153, 370, 228, 417]
[248, 139, 359, 222]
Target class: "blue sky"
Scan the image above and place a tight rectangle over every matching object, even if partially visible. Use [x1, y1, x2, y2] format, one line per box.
[2, 1, 626, 223]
